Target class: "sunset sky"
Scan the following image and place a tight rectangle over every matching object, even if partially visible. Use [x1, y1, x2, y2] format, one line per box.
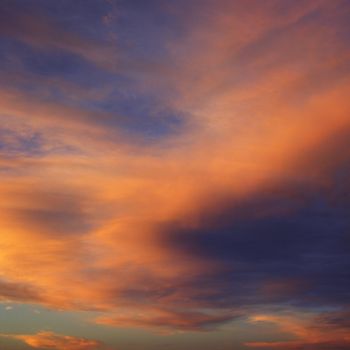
[0, 1, 350, 349]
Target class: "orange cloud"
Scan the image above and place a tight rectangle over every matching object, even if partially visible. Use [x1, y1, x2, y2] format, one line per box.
[6, 332, 110, 350]
[0, 0, 349, 334]
[246, 312, 350, 349]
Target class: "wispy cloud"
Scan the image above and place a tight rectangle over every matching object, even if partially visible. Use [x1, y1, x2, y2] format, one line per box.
[4, 332, 112, 350]
[246, 311, 350, 349]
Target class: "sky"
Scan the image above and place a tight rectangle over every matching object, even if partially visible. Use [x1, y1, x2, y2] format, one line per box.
[0, 0, 350, 349]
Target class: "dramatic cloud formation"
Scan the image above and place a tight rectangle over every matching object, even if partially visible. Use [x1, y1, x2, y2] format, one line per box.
[0, 0, 350, 349]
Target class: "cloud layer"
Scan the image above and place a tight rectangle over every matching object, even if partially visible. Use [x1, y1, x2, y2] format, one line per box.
[0, 0, 350, 347]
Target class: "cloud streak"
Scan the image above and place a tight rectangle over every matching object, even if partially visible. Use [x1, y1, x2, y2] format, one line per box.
[246, 311, 350, 349]
[5, 332, 111, 350]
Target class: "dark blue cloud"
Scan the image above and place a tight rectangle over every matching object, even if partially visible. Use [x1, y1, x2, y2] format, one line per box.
[159, 132, 350, 311]
[0, 0, 184, 141]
